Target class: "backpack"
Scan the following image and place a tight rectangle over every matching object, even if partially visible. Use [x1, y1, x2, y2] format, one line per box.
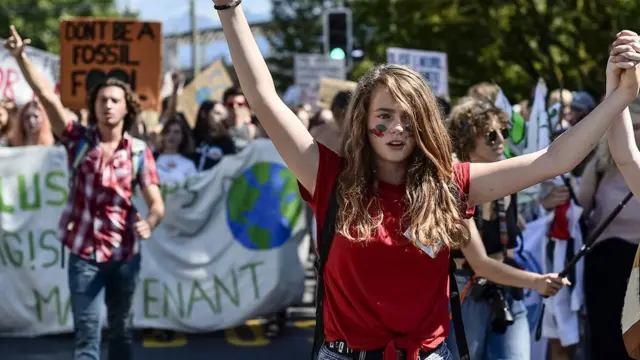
[311, 185, 470, 360]
[60, 132, 146, 268]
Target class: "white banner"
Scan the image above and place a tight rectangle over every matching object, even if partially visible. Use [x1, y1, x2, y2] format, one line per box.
[0, 139, 306, 337]
[294, 53, 345, 108]
[386, 47, 449, 98]
[0, 39, 59, 105]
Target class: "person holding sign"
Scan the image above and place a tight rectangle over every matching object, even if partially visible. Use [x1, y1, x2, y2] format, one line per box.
[213, 2, 640, 359]
[5, 25, 165, 360]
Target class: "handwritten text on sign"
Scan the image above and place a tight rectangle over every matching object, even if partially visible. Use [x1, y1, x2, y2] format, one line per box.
[59, 19, 162, 111]
[386, 48, 449, 98]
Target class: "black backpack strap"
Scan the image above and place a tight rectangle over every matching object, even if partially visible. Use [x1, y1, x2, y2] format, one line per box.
[311, 183, 339, 359]
[449, 256, 470, 360]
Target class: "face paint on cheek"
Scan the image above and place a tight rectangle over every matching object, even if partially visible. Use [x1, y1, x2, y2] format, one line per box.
[404, 123, 414, 135]
[369, 124, 387, 138]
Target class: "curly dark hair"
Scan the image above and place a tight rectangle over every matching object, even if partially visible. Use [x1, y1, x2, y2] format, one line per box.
[447, 98, 509, 162]
[86, 78, 141, 133]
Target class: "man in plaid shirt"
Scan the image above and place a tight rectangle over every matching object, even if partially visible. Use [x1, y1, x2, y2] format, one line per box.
[6, 26, 165, 360]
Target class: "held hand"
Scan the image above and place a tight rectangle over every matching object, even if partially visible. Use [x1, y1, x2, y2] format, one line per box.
[607, 30, 640, 95]
[617, 61, 640, 102]
[3, 25, 31, 58]
[535, 273, 571, 297]
[134, 213, 152, 240]
[541, 185, 570, 210]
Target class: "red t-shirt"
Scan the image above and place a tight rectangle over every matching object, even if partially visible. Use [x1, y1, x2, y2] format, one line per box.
[298, 143, 474, 359]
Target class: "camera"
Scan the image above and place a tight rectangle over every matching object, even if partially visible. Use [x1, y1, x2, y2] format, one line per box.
[470, 278, 515, 334]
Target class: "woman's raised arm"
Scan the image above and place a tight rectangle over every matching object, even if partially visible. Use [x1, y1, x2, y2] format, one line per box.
[214, 1, 320, 195]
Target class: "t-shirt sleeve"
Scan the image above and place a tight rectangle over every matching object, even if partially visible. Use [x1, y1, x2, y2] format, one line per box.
[297, 142, 341, 208]
[297, 142, 342, 250]
[453, 161, 475, 219]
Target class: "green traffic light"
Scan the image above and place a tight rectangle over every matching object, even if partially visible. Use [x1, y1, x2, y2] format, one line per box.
[329, 48, 346, 60]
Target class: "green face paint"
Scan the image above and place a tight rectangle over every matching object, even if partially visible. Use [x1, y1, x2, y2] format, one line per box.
[369, 124, 387, 138]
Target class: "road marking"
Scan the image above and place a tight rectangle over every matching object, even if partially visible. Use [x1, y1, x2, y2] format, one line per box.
[225, 325, 270, 347]
[142, 330, 187, 348]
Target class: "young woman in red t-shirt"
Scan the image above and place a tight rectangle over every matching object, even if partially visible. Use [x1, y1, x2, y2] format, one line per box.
[212, 3, 640, 358]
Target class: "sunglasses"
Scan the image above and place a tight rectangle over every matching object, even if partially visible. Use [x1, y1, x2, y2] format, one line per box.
[485, 128, 510, 146]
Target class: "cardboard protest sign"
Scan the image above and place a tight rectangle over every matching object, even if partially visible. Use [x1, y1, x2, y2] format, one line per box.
[59, 18, 162, 111]
[177, 59, 233, 127]
[317, 77, 356, 109]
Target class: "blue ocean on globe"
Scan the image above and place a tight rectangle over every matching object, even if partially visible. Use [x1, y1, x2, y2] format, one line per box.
[195, 87, 212, 105]
[226, 162, 302, 251]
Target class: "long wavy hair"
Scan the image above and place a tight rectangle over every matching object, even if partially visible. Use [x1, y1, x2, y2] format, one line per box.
[337, 64, 469, 249]
[86, 78, 140, 133]
[9, 100, 54, 146]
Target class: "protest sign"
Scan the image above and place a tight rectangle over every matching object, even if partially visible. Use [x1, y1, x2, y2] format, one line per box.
[386, 47, 449, 98]
[59, 18, 162, 111]
[317, 77, 356, 109]
[0, 140, 305, 336]
[294, 54, 345, 109]
[177, 59, 233, 127]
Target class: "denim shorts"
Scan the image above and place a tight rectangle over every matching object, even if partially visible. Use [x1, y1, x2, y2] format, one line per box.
[317, 342, 453, 360]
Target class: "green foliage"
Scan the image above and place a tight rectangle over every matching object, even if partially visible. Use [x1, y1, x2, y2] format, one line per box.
[271, 0, 640, 101]
[0, 0, 138, 54]
[266, 0, 347, 94]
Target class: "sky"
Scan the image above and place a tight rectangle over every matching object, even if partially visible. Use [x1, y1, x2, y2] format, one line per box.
[115, 0, 272, 33]
[114, 0, 273, 68]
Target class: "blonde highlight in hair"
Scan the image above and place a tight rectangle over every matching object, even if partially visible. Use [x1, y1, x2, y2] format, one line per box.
[337, 64, 469, 249]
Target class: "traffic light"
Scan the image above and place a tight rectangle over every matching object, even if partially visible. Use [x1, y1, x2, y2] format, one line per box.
[323, 8, 352, 68]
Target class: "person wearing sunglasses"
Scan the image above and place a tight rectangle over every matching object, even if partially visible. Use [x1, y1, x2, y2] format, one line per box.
[222, 86, 256, 151]
[445, 98, 569, 360]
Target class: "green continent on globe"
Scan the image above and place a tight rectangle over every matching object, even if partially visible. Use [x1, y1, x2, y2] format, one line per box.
[226, 162, 302, 250]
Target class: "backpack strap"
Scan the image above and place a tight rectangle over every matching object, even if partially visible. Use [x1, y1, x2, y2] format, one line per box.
[311, 183, 339, 360]
[130, 137, 146, 189]
[449, 257, 470, 360]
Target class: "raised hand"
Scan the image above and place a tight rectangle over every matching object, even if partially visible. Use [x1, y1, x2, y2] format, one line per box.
[3, 25, 31, 58]
[608, 31, 640, 96]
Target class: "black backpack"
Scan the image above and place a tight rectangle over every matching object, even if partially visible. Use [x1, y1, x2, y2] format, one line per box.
[311, 185, 470, 360]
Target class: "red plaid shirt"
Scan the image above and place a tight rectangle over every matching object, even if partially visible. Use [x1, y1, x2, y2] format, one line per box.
[58, 121, 160, 262]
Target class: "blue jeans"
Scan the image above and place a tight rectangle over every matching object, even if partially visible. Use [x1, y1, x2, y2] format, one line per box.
[317, 343, 453, 360]
[446, 275, 530, 360]
[68, 252, 141, 360]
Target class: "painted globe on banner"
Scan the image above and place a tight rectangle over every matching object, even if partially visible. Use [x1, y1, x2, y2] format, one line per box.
[226, 162, 302, 250]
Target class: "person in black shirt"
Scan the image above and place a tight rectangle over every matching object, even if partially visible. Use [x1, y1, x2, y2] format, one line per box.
[192, 100, 236, 171]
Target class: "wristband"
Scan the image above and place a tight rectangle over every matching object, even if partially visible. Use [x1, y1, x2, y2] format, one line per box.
[214, 0, 241, 10]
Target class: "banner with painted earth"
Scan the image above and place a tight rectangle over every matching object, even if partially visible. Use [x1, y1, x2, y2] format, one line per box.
[0, 139, 306, 337]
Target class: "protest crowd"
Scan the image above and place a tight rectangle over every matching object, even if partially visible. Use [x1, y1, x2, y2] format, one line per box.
[0, 1, 639, 360]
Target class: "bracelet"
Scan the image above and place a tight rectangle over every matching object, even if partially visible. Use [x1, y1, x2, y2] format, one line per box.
[214, 0, 241, 10]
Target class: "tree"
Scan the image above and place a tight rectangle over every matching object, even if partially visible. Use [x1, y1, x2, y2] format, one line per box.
[266, 0, 344, 94]
[0, 0, 138, 54]
[350, 0, 640, 101]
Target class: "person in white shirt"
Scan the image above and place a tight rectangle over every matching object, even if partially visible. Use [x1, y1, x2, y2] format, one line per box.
[154, 117, 197, 183]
